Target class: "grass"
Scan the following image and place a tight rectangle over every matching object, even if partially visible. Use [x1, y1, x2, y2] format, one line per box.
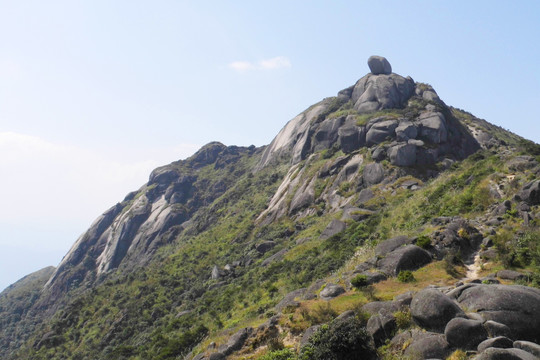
[373, 261, 464, 301]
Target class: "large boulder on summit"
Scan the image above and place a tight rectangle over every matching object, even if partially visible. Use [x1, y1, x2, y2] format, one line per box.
[456, 284, 540, 342]
[411, 289, 465, 332]
[377, 245, 431, 276]
[368, 55, 392, 75]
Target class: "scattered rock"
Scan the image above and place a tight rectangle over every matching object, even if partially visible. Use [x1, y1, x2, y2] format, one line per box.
[367, 309, 397, 346]
[319, 284, 345, 300]
[375, 235, 413, 256]
[388, 143, 417, 166]
[514, 180, 540, 205]
[358, 271, 387, 285]
[319, 220, 346, 240]
[211, 265, 222, 280]
[483, 320, 514, 339]
[217, 327, 253, 356]
[363, 163, 385, 186]
[395, 121, 418, 141]
[366, 119, 399, 146]
[456, 284, 540, 342]
[377, 245, 432, 276]
[418, 111, 448, 144]
[444, 317, 488, 350]
[507, 155, 537, 171]
[476, 347, 537, 360]
[256, 241, 276, 254]
[357, 188, 375, 205]
[261, 249, 288, 267]
[300, 325, 320, 348]
[338, 125, 365, 153]
[275, 289, 306, 312]
[496, 270, 527, 281]
[513, 341, 540, 358]
[410, 288, 465, 332]
[367, 55, 392, 75]
[371, 147, 386, 161]
[403, 332, 452, 359]
[477, 336, 514, 353]
[335, 310, 356, 321]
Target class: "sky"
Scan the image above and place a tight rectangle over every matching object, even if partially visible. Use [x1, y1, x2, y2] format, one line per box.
[1, 1, 539, 291]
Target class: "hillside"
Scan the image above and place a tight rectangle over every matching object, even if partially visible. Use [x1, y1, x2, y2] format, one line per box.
[1, 56, 539, 360]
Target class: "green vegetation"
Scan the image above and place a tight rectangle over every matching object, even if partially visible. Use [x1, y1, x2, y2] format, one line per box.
[260, 348, 296, 360]
[351, 274, 369, 289]
[299, 317, 376, 360]
[415, 235, 431, 249]
[397, 270, 415, 283]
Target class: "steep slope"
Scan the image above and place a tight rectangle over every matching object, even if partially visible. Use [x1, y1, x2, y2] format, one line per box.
[2, 56, 539, 360]
[0, 267, 55, 354]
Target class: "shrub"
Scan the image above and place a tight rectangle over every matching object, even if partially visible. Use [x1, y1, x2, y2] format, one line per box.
[415, 235, 431, 249]
[299, 317, 376, 360]
[351, 274, 368, 289]
[397, 270, 415, 283]
[259, 348, 296, 360]
[393, 309, 412, 329]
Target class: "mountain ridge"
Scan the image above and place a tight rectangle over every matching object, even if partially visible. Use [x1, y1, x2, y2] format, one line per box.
[1, 56, 539, 360]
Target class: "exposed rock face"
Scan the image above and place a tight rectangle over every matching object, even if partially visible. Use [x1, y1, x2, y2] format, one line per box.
[456, 285, 540, 342]
[514, 180, 540, 205]
[368, 55, 392, 75]
[39, 143, 258, 311]
[351, 73, 415, 113]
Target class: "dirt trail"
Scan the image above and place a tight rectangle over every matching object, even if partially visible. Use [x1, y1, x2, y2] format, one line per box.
[464, 252, 482, 281]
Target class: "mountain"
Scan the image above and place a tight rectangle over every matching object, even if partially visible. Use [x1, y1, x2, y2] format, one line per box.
[1, 56, 539, 360]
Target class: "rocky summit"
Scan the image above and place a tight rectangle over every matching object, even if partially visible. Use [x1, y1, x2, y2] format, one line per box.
[1, 57, 540, 360]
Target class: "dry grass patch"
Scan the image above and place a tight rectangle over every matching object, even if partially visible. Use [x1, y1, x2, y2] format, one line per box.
[373, 261, 463, 301]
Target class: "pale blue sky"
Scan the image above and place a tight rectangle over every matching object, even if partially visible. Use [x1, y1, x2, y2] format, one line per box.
[1, 1, 539, 291]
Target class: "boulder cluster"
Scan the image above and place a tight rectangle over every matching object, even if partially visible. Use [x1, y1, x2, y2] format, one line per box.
[362, 284, 540, 359]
